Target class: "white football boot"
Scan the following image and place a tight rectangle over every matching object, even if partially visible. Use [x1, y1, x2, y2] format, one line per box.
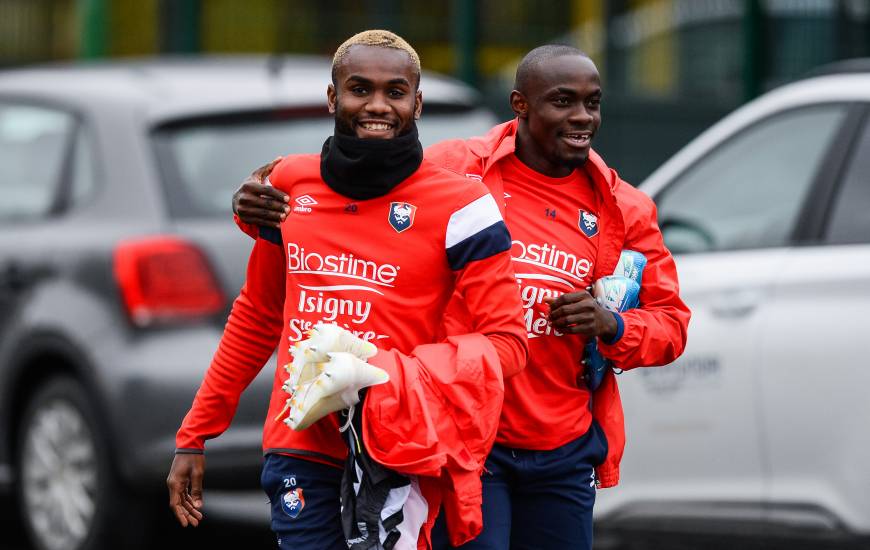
[284, 352, 389, 430]
[285, 323, 378, 390]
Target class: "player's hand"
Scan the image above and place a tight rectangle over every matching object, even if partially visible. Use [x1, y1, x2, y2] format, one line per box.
[166, 453, 205, 527]
[232, 157, 289, 228]
[545, 290, 617, 339]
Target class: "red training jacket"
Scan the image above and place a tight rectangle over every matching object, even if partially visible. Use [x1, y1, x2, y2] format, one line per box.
[426, 119, 691, 487]
[181, 155, 528, 548]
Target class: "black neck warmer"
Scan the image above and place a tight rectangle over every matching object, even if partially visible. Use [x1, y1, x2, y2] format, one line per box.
[320, 124, 424, 200]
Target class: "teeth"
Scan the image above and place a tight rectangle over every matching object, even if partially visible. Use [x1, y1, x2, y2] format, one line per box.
[362, 122, 391, 131]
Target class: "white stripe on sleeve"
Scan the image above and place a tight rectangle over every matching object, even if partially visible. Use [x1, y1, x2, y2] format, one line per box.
[445, 193, 503, 249]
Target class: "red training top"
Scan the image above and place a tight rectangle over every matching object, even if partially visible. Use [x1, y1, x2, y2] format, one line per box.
[428, 119, 691, 486]
[176, 155, 528, 469]
[497, 153, 601, 449]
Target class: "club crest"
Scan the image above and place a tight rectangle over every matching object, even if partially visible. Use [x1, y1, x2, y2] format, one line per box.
[388, 202, 417, 233]
[281, 488, 305, 518]
[578, 210, 599, 238]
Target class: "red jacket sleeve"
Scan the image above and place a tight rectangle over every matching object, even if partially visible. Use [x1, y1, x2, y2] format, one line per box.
[451, 255, 527, 377]
[598, 190, 690, 370]
[362, 184, 527, 461]
[233, 212, 260, 240]
[361, 216, 527, 471]
[444, 183, 528, 377]
[175, 237, 286, 450]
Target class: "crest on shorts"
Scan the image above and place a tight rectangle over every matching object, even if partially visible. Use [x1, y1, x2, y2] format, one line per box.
[281, 488, 305, 518]
[388, 202, 417, 233]
[578, 210, 599, 238]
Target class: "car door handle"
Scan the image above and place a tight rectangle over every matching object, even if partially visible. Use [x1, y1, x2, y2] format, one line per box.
[710, 290, 761, 318]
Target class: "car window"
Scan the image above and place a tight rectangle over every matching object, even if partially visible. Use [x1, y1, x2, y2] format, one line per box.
[154, 109, 496, 218]
[826, 115, 870, 245]
[655, 105, 848, 254]
[0, 103, 75, 222]
[68, 125, 98, 209]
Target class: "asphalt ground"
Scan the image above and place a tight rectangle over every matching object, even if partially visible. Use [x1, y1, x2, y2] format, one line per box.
[0, 495, 275, 550]
[4, 495, 867, 550]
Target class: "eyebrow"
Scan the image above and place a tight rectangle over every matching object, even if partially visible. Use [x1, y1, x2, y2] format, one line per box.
[541, 86, 601, 98]
[346, 75, 411, 87]
[549, 86, 602, 96]
[346, 75, 373, 85]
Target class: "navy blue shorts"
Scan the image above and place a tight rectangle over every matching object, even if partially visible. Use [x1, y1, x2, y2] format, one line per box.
[432, 422, 608, 550]
[260, 453, 346, 550]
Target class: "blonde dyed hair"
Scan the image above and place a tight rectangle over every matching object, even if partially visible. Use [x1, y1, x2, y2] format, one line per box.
[331, 30, 421, 87]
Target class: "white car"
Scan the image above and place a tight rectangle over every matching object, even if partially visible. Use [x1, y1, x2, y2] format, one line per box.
[595, 67, 870, 549]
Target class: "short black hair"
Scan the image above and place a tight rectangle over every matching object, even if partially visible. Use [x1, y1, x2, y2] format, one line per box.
[514, 44, 589, 94]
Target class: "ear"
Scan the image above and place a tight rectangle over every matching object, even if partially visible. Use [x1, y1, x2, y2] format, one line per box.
[510, 90, 528, 119]
[414, 90, 423, 120]
[327, 84, 337, 114]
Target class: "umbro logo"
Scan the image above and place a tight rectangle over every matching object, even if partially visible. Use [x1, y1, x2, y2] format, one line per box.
[293, 195, 317, 214]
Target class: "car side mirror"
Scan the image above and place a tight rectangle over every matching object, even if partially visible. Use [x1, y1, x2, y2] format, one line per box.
[660, 216, 716, 255]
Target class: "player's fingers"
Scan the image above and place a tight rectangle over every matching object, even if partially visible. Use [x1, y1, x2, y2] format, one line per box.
[256, 195, 291, 213]
[239, 182, 287, 203]
[546, 294, 565, 309]
[548, 291, 591, 310]
[183, 493, 204, 519]
[256, 208, 286, 224]
[549, 301, 595, 321]
[263, 217, 283, 228]
[262, 156, 283, 173]
[179, 505, 199, 527]
[552, 313, 594, 330]
[259, 185, 289, 203]
[252, 157, 282, 182]
[185, 492, 204, 513]
[561, 322, 595, 335]
[169, 476, 202, 525]
[180, 495, 202, 526]
[167, 477, 184, 507]
[237, 181, 271, 197]
[238, 201, 286, 220]
[236, 184, 263, 205]
[251, 164, 272, 181]
[172, 502, 190, 527]
[167, 477, 191, 525]
[189, 468, 204, 510]
[237, 204, 287, 226]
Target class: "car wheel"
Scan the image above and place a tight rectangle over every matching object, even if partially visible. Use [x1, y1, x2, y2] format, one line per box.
[14, 376, 148, 550]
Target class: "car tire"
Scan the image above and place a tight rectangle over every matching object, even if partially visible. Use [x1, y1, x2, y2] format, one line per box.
[14, 376, 151, 550]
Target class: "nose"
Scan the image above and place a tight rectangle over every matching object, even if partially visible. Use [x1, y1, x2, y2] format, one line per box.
[364, 91, 390, 115]
[568, 104, 594, 125]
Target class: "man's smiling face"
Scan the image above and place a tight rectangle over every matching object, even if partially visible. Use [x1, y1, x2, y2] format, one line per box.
[328, 45, 422, 139]
[513, 54, 602, 176]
